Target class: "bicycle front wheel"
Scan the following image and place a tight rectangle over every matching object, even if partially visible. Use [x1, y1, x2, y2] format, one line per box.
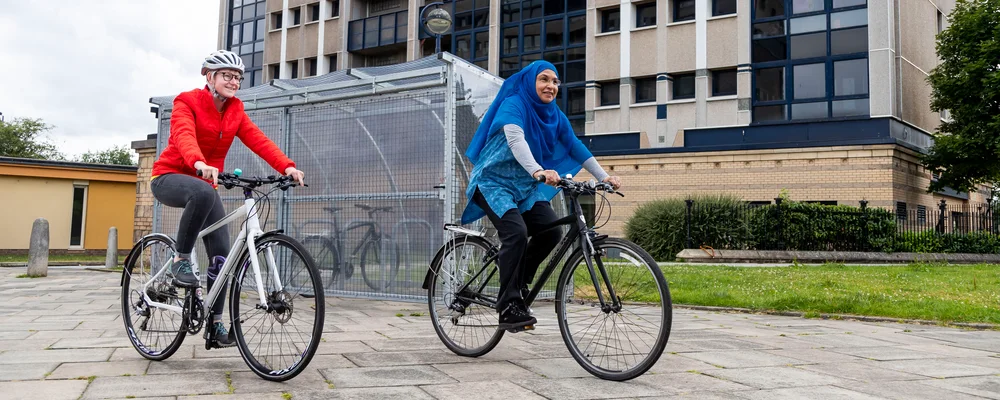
[427, 235, 504, 357]
[555, 237, 672, 381]
[121, 235, 186, 361]
[229, 234, 325, 381]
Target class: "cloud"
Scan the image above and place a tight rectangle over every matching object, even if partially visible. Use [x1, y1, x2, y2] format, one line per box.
[0, 1, 219, 158]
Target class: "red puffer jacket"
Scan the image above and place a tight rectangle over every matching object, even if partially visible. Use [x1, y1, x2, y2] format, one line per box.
[152, 86, 295, 179]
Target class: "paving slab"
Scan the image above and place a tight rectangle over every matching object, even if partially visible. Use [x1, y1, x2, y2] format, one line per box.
[81, 372, 229, 398]
[918, 375, 1000, 399]
[736, 385, 886, 400]
[842, 380, 993, 400]
[421, 380, 547, 400]
[0, 380, 90, 400]
[703, 366, 847, 389]
[48, 360, 150, 379]
[432, 361, 541, 381]
[293, 386, 435, 399]
[321, 365, 457, 388]
[0, 362, 60, 381]
[877, 359, 1000, 378]
[512, 377, 666, 399]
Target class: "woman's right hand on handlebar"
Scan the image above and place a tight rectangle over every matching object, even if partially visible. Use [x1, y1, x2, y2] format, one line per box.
[194, 161, 219, 185]
[533, 169, 560, 186]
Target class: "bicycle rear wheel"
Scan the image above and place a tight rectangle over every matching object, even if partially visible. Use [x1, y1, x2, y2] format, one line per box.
[360, 236, 400, 291]
[121, 235, 186, 361]
[230, 234, 325, 381]
[555, 237, 672, 381]
[301, 235, 339, 291]
[427, 235, 505, 357]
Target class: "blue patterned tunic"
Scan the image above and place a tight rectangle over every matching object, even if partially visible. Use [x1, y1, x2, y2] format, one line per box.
[462, 126, 550, 223]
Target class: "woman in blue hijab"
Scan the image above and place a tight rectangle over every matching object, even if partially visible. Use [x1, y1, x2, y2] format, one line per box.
[461, 61, 621, 332]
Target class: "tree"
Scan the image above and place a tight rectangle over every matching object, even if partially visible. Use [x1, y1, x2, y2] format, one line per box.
[77, 145, 137, 166]
[0, 118, 64, 160]
[923, 0, 1000, 193]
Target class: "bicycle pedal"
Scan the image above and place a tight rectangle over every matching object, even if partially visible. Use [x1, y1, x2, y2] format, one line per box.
[506, 324, 535, 333]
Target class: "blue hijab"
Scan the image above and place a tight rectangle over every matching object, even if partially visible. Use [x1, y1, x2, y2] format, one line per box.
[462, 61, 593, 223]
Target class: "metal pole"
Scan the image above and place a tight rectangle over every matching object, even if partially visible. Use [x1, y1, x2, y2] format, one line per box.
[775, 197, 784, 250]
[685, 199, 693, 249]
[859, 200, 868, 252]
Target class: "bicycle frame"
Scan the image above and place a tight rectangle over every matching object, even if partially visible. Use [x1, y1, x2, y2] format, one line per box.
[446, 186, 622, 311]
[140, 191, 281, 317]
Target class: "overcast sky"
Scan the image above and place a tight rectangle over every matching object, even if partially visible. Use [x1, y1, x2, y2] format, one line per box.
[0, 1, 219, 158]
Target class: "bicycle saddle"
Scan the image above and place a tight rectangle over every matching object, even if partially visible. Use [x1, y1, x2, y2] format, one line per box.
[355, 204, 392, 212]
[323, 207, 343, 214]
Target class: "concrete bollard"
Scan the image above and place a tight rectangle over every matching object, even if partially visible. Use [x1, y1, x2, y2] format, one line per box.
[106, 227, 118, 269]
[27, 218, 49, 277]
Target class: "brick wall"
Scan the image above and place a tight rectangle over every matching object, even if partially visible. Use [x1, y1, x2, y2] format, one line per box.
[574, 144, 978, 238]
[131, 135, 157, 243]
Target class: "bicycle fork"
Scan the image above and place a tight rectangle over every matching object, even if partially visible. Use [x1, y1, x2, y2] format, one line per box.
[574, 208, 621, 313]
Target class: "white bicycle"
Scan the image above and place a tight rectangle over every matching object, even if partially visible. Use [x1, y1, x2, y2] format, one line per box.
[120, 169, 324, 381]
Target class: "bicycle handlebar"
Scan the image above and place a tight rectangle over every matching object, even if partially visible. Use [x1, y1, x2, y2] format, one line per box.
[197, 169, 306, 191]
[535, 175, 624, 197]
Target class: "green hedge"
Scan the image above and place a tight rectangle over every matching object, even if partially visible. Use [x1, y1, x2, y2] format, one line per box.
[624, 196, 999, 260]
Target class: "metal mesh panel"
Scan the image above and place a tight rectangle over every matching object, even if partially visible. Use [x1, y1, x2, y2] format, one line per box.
[149, 55, 511, 303]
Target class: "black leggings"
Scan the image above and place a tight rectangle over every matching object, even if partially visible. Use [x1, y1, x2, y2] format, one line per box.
[151, 173, 231, 318]
[472, 188, 562, 313]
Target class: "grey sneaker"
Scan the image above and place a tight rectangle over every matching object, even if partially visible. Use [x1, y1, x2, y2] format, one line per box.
[170, 259, 199, 288]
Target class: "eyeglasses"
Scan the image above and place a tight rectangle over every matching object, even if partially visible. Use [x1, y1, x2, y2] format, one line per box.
[538, 75, 561, 87]
[219, 72, 244, 83]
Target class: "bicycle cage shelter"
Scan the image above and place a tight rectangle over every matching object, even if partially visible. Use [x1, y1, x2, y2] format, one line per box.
[148, 53, 544, 302]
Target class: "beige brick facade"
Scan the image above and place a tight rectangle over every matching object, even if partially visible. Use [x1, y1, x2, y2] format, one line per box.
[575, 143, 985, 238]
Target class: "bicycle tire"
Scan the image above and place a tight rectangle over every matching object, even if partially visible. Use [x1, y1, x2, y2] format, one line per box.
[302, 235, 339, 291]
[427, 235, 505, 357]
[121, 234, 187, 361]
[359, 236, 400, 291]
[555, 237, 672, 381]
[229, 233, 325, 381]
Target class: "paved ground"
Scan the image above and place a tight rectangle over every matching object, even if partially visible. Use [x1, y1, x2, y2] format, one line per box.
[1, 268, 1000, 399]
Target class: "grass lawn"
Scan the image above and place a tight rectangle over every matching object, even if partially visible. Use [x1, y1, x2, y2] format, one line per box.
[658, 263, 1000, 325]
[0, 254, 126, 264]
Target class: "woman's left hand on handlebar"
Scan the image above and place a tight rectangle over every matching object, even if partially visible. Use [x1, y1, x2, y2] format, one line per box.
[284, 167, 306, 185]
[602, 175, 622, 190]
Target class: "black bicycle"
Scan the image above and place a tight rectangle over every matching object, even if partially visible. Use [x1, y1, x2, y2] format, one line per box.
[300, 204, 400, 292]
[423, 178, 672, 381]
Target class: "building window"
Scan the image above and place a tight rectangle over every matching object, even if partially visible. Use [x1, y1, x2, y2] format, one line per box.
[229, 0, 265, 87]
[673, 0, 695, 22]
[501, 0, 586, 133]
[309, 4, 321, 22]
[600, 81, 620, 106]
[636, 3, 656, 28]
[751, 0, 869, 122]
[328, 54, 338, 72]
[421, 0, 488, 65]
[289, 60, 299, 79]
[713, 0, 737, 16]
[327, 0, 340, 18]
[712, 69, 737, 96]
[896, 202, 907, 221]
[292, 7, 301, 25]
[272, 11, 283, 29]
[917, 205, 927, 225]
[937, 10, 944, 34]
[70, 185, 87, 248]
[601, 8, 620, 32]
[635, 77, 656, 103]
[306, 57, 318, 76]
[268, 64, 279, 82]
[672, 73, 695, 99]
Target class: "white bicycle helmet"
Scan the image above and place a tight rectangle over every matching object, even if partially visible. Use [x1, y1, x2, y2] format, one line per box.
[202, 50, 245, 100]
[201, 50, 245, 75]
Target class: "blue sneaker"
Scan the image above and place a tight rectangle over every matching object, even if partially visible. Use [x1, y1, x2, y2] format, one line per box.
[208, 322, 236, 348]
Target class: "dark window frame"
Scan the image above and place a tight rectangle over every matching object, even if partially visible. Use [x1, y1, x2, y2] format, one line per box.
[634, 77, 657, 103]
[500, 0, 587, 134]
[673, 0, 695, 22]
[601, 7, 621, 33]
[229, 0, 265, 87]
[712, 69, 738, 96]
[672, 73, 696, 100]
[600, 81, 621, 106]
[750, 0, 869, 124]
[635, 2, 656, 28]
[712, 0, 737, 16]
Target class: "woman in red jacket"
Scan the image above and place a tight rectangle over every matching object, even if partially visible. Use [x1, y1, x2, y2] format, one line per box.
[150, 50, 305, 348]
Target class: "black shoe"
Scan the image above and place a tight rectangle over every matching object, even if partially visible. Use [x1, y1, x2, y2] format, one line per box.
[498, 303, 536, 333]
[207, 322, 236, 349]
[169, 259, 199, 288]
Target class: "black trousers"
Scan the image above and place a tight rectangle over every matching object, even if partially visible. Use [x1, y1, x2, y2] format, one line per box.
[473, 188, 562, 313]
[151, 173, 231, 318]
